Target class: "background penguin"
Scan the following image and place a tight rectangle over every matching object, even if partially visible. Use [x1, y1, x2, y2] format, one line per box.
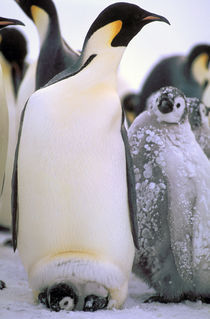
[15, 0, 79, 89]
[12, 2, 169, 312]
[0, 15, 25, 288]
[0, 19, 25, 230]
[128, 86, 210, 303]
[0, 26, 26, 230]
[133, 44, 210, 116]
[187, 97, 210, 158]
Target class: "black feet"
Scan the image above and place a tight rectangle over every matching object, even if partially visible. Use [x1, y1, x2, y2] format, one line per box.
[144, 294, 210, 304]
[38, 283, 78, 312]
[0, 280, 6, 290]
[83, 294, 109, 312]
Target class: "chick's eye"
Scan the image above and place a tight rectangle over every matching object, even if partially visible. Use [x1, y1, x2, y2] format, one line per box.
[176, 103, 181, 108]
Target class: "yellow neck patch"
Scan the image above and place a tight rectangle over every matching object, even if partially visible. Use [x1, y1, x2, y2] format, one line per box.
[108, 20, 123, 45]
[192, 53, 209, 84]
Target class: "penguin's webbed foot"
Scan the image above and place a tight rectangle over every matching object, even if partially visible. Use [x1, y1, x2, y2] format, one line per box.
[0, 280, 6, 290]
[38, 283, 78, 312]
[144, 295, 182, 303]
[83, 294, 109, 312]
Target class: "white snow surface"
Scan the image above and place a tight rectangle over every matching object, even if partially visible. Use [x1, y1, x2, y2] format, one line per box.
[0, 233, 209, 319]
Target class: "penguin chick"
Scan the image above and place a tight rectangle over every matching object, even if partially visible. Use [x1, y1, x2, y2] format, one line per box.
[128, 86, 210, 303]
[12, 2, 169, 311]
[187, 97, 210, 158]
[0, 19, 25, 229]
[146, 91, 210, 159]
[136, 44, 210, 115]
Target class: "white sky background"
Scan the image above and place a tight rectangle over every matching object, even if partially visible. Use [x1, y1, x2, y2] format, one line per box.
[0, 0, 209, 91]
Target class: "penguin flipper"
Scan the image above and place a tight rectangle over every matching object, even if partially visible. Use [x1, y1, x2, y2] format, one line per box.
[121, 110, 139, 249]
[11, 101, 28, 251]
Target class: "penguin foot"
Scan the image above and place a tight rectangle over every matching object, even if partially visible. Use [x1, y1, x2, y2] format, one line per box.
[144, 295, 182, 304]
[3, 238, 12, 247]
[198, 296, 210, 304]
[83, 294, 109, 312]
[38, 283, 78, 312]
[0, 280, 6, 290]
[0, 225, 10, 232]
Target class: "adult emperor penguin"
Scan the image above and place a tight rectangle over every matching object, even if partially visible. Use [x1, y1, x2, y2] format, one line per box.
[15, 0, 79, 90]
[135, 44, 210, 115]
[129, 86, 210, 303]
[12, 2, 169, 311]
[0, 18, 25, 230]
[0, 16, 24, 288]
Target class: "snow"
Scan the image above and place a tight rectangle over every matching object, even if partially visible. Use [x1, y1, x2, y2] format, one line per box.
[0, 233, 210, 319]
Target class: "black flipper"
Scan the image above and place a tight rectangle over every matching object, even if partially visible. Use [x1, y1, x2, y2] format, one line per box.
[120, 110, 139, 249]
[11, 102, 28, 251]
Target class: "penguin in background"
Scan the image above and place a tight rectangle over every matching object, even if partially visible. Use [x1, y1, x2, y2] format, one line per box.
[12, 2, 169, 312]
[0, 19, 25, 230]
[135, 44, 210, 115]
[187, 97, 210, 159]
[15, 0, 79, 101]
[0, 15, 25, 288]
[128, 86, 210, 303]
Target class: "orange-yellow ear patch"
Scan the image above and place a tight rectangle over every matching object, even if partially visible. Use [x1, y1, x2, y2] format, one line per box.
[192, 53, 209, 84]
[108, 20, 123, 45]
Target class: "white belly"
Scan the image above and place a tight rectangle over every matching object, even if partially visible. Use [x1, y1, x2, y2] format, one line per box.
[17, 88, 134, 293]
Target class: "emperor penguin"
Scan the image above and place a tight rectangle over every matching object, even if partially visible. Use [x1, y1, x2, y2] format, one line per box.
[0, 19, 25, 230]
[128, 86, 210, 303]
[0, 16, 24, 287]
[135, 44, 210, 115]
[12, 2, 169, 312]
[15, 0, 79, 93]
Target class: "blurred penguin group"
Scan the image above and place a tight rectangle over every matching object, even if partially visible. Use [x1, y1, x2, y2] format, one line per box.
[0, 0, 209, 312]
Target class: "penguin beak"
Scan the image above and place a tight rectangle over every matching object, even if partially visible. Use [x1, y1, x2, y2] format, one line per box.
[0, 17, 25, 27]
[142, 12, 170, 25]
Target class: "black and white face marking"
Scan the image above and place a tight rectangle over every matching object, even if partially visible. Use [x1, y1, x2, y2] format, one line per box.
[15, 0, 56, 20]
[152, 86, 188, 124]
[82, 2, 169, 53]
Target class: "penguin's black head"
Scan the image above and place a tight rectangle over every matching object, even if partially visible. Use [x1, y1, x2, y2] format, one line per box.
[0, 28, 27, 65]
[153, 86, 188, 124]
[0, 16, 24, 29]
[15, 0, 57, 21]
[83, 2, 170, 49]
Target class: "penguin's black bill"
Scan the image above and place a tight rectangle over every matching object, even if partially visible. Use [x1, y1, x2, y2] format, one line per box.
[0, 17, 25, 27]
[142, 15, 170, 25]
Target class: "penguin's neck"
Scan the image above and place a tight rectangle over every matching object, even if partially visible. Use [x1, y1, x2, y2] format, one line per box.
[0, 54, 16, 107]
[78, 46, 126, 91]
[31, 6, 58, 48]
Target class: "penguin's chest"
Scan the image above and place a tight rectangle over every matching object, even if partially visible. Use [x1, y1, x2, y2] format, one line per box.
[19, 88, 130, 256]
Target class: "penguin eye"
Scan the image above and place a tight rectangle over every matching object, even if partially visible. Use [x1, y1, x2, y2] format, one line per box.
[176, 103, 181, 108]
[174, 97, 185, 110]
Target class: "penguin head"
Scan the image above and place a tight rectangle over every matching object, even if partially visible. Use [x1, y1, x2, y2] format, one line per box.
[0, 16, 24, 29]
[15, 0, 57, 21]
[81, 2, 170, 64]
[0, 28, 27, 66]
[187, 97, 209, 130]
[151, 86, 188, 124]
[186, 44, 210, 87]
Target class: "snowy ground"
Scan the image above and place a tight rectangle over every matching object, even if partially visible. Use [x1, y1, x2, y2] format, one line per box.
[0, 232, 209, 319]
